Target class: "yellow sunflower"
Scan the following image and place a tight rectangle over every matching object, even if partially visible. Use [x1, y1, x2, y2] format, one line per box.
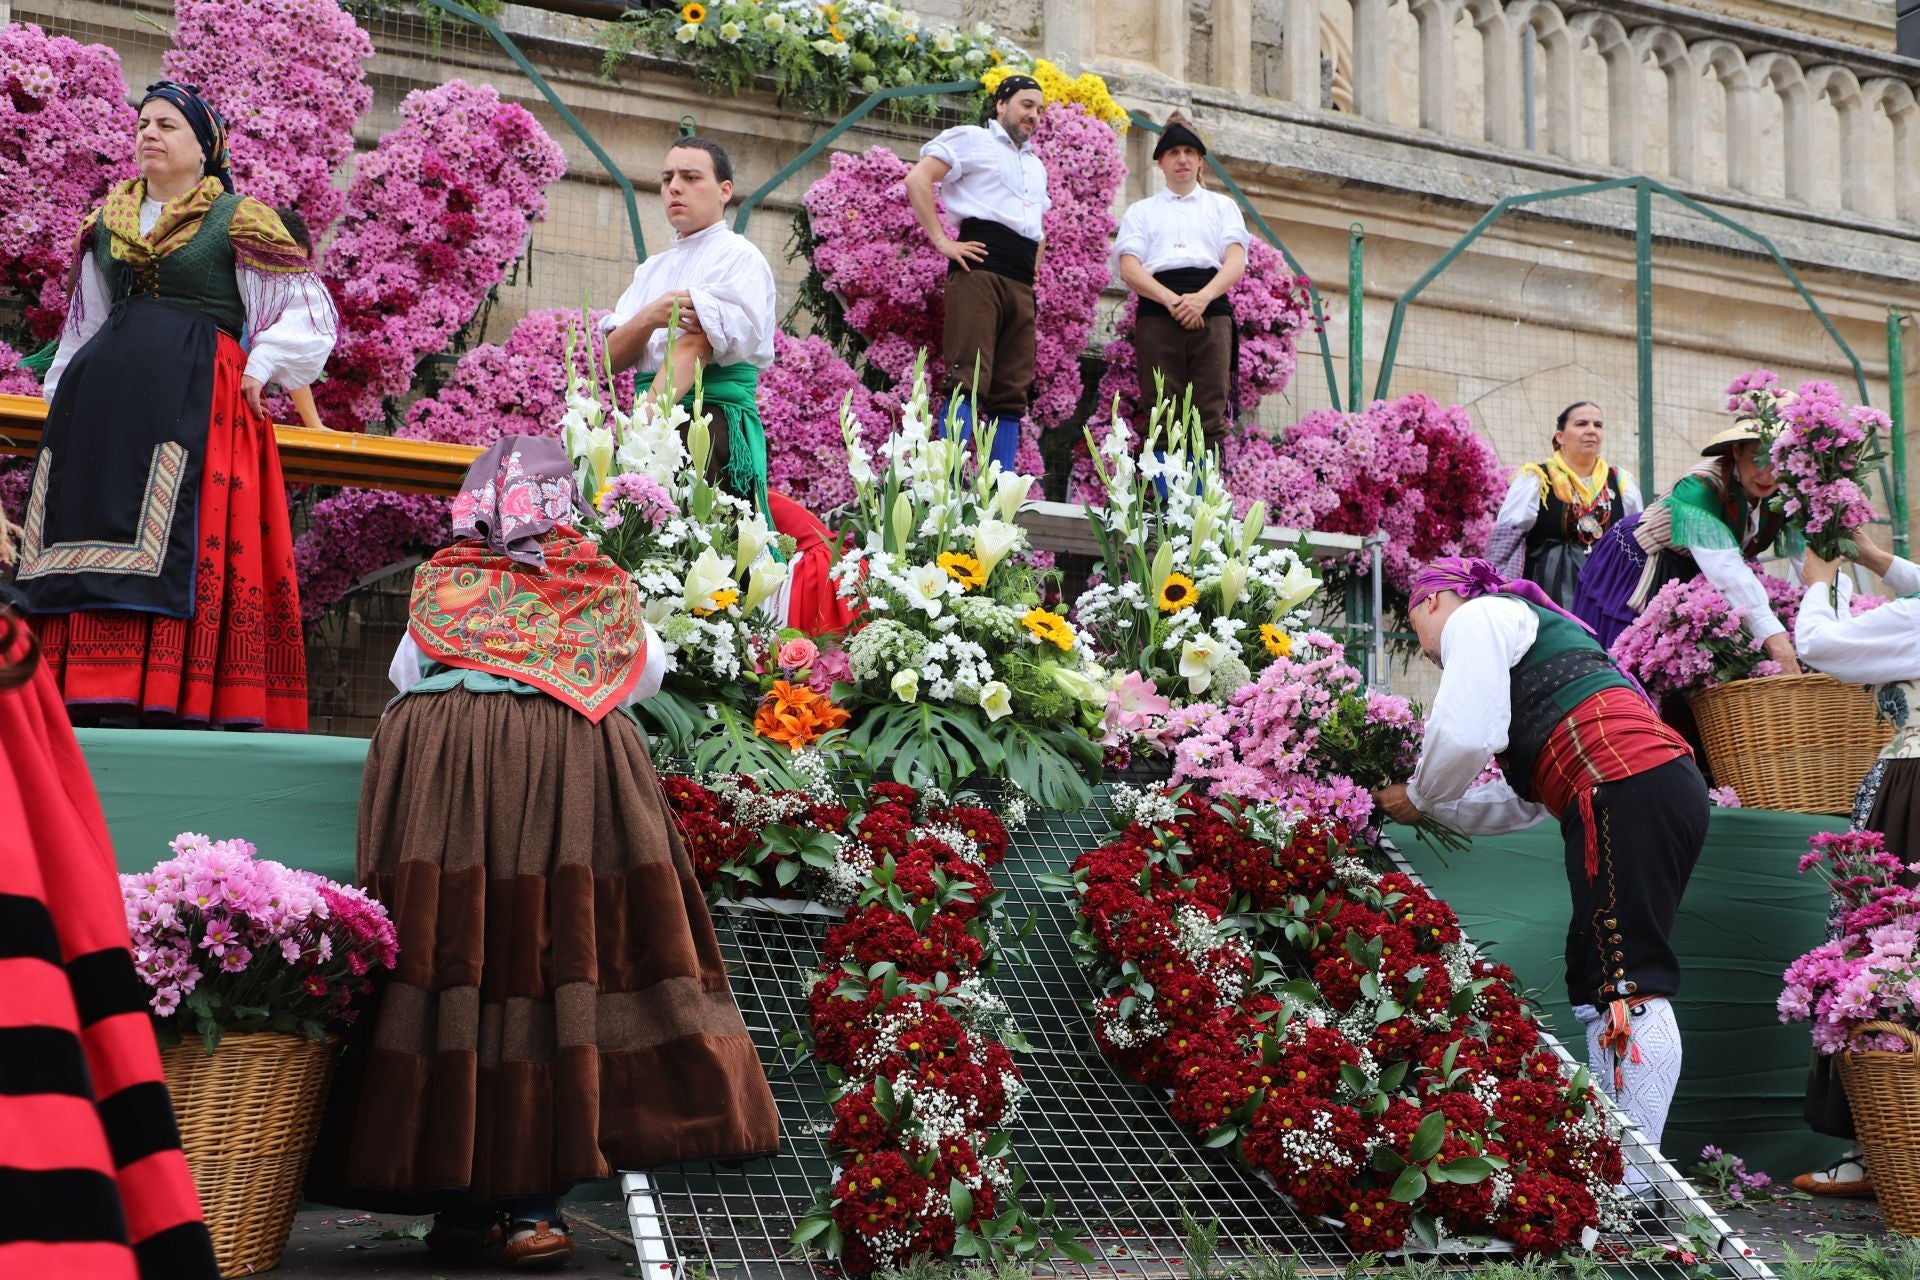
[681, 1, 706, 21]
[1260, 624, 1293, 659]
[1022, 608, 1075, 651]
[694, 587, 740, 616]
[937, 550, 987, 590]
[1158, 573, 1197, 613]
[830, 23, 845, 40]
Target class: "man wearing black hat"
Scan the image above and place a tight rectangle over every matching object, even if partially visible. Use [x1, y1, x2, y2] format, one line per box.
[1114, 115, 1248, 445]
[904, 75, 1050, 473]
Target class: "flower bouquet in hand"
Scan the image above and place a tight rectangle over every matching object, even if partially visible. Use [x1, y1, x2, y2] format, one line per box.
[1606, 576, 1787, 701]
[122, 834, 397, 1053]
[559, 315, 849, 780]
[832, 355, 1106, 809]
[1728, 370, 1887, 582]
[1164, 632, 1466, 852]
[1074, 387, 1321, 763]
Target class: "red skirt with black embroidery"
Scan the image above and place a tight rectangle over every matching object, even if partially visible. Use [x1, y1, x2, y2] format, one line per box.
[36, 334, 308, 731]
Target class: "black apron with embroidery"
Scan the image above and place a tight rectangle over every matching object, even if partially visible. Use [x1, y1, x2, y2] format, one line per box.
[18, 195, 244, 619]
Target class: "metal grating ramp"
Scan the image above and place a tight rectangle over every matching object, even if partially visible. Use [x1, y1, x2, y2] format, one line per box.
[633, 792, 1775, 1279]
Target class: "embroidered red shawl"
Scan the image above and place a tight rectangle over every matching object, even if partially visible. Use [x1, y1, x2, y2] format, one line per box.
[408, 526, 645, 723]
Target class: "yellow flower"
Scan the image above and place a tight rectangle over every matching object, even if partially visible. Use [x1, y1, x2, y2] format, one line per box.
[1022, 608, 1075, 651]
[593, 482, 612, 509]
[980, 58, 1129, 133]
[989, 50, 1002, 63]
[904, 31, 916, 41]
[693, 586, 740, 616]
[1158, 573, 1197, 613]
[830, 22, 845, 40]
[937, 551, 986, 590]
[681, 1, 705, 21]
[1260, 624, 1293, 659]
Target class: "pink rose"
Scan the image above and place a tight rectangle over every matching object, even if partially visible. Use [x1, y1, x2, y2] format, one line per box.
[498, 481, 536, 523]
[778, 637, 820, 671]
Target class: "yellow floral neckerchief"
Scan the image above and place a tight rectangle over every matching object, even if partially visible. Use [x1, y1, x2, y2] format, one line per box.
[82, 176, 312, 275]
[1519, 451, 1614, 510]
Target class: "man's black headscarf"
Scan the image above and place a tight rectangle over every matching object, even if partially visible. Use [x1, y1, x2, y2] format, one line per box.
[981, 74, 1042, 124]
[140, 81, 233, 193]
[1152, 119, 1207, 160]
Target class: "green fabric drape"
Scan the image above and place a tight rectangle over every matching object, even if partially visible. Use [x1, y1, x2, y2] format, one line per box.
[684, 362, 770, 521]
[1390, 809, 1844, 1177]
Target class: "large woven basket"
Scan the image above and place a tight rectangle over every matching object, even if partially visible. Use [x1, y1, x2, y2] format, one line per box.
[1838, 1021, 1920, 1236]
[162, 1032, 339, 1277]
[1687, 673, 1890, 814]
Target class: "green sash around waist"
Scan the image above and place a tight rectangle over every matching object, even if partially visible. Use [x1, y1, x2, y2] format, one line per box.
[682, 362, 770, 521]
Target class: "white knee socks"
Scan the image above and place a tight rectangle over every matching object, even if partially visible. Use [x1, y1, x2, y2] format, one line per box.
[1574, 998, 1683, 1174]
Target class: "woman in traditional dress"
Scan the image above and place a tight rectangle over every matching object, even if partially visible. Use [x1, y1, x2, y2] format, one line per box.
[17, 81, 335, 731]
[1788, 533, 1920, 1199]
[0, 514, 220, 1279]
[310, 437, 780, 1268]
[1487, 401, 1642, 610]
[1572, 419, 1800, 674]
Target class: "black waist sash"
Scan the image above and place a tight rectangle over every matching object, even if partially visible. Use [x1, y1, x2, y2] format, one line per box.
[1138, 267, 1234, 320]
[16, 298, 216, 619]
[955, 217, 1038, 287]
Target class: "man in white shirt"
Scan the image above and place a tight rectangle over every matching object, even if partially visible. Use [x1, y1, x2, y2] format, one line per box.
[1113, 116, 1247, 446]
[1373, 557, 1709, 1181]
[904, 75, 1050, 474]
[602, 137, 776, 513]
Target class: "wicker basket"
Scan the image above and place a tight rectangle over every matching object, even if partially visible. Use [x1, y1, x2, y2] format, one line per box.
[162, 1032, 339, 1277]
[1838, 1021, 1920, 1236]
[1687, 673, 1891, 814]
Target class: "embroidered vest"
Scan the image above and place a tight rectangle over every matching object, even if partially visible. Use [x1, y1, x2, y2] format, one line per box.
[1500, 602, 1638, 801]
[96, 193, 247, 337]
[1875, 678, 1920, 760]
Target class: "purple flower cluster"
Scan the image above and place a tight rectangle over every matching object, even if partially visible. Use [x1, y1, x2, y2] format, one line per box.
[293, 488, 449, 622]
[0, 24, 135, 340]
[1215, 394, 1502, 593]
[314, 80, 567, 429]
[1729, 370, 1885, 558]
[598, 471, 675, 530]
[1094, 238, 1313, 433]
[400, 307, 631, 449]
[1167, 631, 1421, 833]
[1607, 575, 1770, 701]
[1027, 103, 1123, 428]
[121, 832, 396, 1036]
[163, 0, 372, 239]
[760, 328, 894, 511]
[1781, 829, 1920, 1055]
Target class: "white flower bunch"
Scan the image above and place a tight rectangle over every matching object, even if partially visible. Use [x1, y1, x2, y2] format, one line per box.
[1076, 394, 1322, 712]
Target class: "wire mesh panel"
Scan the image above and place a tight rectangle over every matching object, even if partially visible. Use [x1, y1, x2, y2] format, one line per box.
[642, 791, 1777, 1280]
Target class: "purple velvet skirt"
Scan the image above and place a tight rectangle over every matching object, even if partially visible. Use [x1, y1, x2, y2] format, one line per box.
[1571, 511, 1695, 652]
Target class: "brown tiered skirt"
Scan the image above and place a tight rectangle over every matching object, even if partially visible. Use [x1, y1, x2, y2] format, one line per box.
[314, 688, 778, 1208]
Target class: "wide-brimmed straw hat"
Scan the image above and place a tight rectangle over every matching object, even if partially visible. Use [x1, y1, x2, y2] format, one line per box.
[1701, 418, 1765, 457]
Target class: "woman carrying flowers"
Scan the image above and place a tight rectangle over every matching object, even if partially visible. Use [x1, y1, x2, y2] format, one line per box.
[1572, 418, 1798, 674]
[1785, 530, 1920, 1200]
[1374, 556, 1708, 1183]
[311, 438, 778, 1267]
[0, 513, 219, 1278]
[19, 81, 335, 731]
[1488, 400, 1642, 610]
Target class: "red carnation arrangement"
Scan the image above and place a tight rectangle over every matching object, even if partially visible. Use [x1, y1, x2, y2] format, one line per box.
[663, 777, 1055, 1275]
[1060, 786, 1626, 1255]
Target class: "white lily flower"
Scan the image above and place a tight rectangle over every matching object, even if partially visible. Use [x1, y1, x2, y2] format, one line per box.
[1179, 636, 1226, 695]
[979, 680, 1014, 721]
[891, 669, 920, 703]
[682, 548, 733, 613]
[993, 471, 1035, 523]
[901, 562, 955, 617]
[973, 518, 1023, 577]
[734, 517, 777, 577]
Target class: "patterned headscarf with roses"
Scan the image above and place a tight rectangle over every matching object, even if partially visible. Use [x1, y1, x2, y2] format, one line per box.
[448, 436, 579, 569]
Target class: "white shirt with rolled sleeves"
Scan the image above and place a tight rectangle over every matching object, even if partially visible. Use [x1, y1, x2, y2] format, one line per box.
[1403, 596, 1558, 837]
[920, 120, 1050, 244]
[46, 197, 336, 402]
[599, 220, 776, 374]
[1795, 556, 1920, 683]
[1110, 186, 1249, 278]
